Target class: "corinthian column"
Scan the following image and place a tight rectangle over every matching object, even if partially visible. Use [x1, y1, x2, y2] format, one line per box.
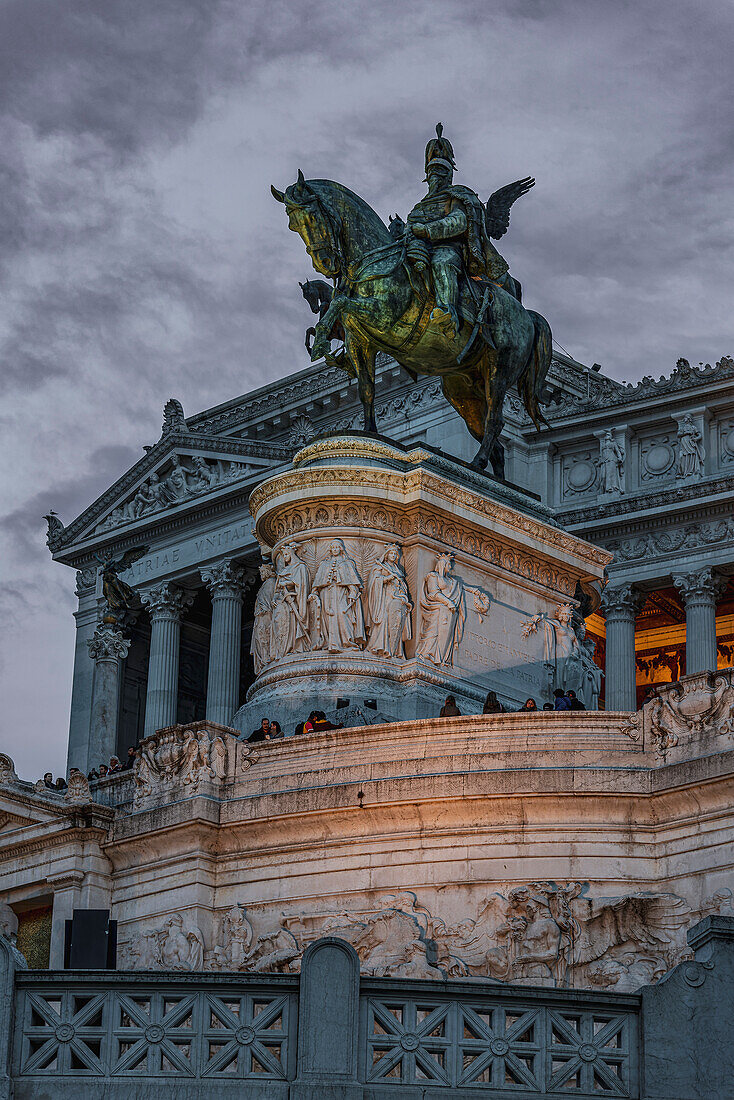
[673, 568, 726, 675]
[201, 560, 248, 726]
[600, 583, 644, 710]
[87, 626, 130, 770]
[141, 583, 194, 737]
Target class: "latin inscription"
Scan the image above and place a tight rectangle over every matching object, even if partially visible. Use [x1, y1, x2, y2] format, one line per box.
[123, 521, 252, 580]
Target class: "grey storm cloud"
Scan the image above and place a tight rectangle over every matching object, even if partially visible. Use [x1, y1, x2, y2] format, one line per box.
[1, 0, 733, 777]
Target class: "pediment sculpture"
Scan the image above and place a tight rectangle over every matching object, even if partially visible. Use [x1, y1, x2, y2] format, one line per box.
[94, 453, 254, 535]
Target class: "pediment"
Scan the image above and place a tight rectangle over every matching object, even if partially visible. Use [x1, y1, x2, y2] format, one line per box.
[49, 433, 291, 554]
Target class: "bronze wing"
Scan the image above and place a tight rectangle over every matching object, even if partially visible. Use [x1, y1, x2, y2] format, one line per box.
[115, 545, 150, 572]
[485, 177, 535, 240]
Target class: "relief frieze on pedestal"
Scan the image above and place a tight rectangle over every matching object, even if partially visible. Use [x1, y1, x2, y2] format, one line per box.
[117, 883, 706, 994]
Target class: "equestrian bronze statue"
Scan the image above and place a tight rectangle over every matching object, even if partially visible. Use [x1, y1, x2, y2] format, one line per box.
[273, 124, 552, 476]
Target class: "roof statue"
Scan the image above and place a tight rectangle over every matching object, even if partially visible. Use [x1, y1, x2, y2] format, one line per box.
[273, 123, 551, 476]
[93, 545, 149, 625]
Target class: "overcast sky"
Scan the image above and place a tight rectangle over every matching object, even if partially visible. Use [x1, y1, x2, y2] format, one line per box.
[1, 0, 733, 779]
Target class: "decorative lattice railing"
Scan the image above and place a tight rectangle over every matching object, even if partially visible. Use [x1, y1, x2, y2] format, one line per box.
[359, 982, 639, 1096]
[12, 972, 297, 1085]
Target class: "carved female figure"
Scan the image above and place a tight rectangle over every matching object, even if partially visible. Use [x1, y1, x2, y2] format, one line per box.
[366, 544, 412, 658]
[599, 430, 624, 494]
[417, 553, 466, 666]
[166, 454, 193, 500]
[213, 905, 253, 970]
[676, 414, 704, 478]
[251, 561, 276, 673]
[270, 544, 310, 660]
[310, 539, 366, 653]
[193, 456, 219, 490]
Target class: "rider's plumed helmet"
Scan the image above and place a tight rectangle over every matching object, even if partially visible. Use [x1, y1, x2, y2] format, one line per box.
[424, 123, 456, 179]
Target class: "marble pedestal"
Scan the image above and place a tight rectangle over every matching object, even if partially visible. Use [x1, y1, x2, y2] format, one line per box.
[233, 435, 610, 733]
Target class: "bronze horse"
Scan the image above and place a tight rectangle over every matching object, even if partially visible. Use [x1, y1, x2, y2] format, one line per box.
[273, 173, 551, 476]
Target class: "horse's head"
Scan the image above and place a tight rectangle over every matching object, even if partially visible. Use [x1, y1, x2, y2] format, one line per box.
[273, 173, 392, 281]
[272, 171, 342, 280]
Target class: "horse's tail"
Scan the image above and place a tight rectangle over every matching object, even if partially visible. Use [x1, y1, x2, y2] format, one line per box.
[518, 310, 552, 429]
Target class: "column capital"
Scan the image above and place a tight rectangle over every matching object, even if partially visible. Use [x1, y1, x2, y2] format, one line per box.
[87, 625, 130, 663]
[141, 582, 194, 621]
[673, 568, 727, 606]
[600, 583, 644, 619]
[200, 559, 248, 600]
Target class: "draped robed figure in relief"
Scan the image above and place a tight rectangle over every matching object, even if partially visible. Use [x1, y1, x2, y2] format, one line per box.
[250, 561, 276, 674]
[309, 539, 366, 653]
[270, 543, 310, 660]
[418, 553, 490, 667]
[366, 544, 413, 659]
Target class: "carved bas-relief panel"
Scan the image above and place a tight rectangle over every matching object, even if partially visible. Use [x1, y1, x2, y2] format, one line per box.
[132, 721, 256, 810]
[638, 430, 679, 484]
[116, 884, 698, 994]
[561, 447, 599, 502]
[232, 435, 610, 723]
[640, 668, 734, 759]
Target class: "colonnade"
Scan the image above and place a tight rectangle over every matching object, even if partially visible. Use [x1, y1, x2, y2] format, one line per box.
[85, 559, 728, 760]
[87, 558, 249, 762]
[602, 565, 727, 710]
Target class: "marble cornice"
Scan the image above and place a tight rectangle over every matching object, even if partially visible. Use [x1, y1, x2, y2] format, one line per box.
[185, 354, 588, 440]
[49, 432, 290, 557]
[251, 457, 610, 572]
[541, 356, 734, 421]
[559, 471, 734, 528]
[0, 822, 111, 860]
[188, 368, 359, 436]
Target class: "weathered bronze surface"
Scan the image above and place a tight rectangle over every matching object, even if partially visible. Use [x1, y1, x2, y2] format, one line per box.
[94, 546, 148, 624]
[273, 124, 552, 476]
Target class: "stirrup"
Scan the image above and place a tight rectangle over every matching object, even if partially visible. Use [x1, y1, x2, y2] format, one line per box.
[430, 304, 458, 339]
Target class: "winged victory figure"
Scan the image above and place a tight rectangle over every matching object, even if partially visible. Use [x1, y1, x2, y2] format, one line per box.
[94, 545, 149, 622]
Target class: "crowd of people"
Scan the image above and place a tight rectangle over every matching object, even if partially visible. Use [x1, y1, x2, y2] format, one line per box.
[87, 747, 137, 781]
[247, 711, 343, 742]
[42, 687, 589, 790]
[440, 687, 588, 717]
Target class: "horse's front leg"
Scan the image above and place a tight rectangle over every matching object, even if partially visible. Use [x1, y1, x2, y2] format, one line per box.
[472, 359, 508, 475]
[344, 326, 378, 433]
[310, 294, 348, 362]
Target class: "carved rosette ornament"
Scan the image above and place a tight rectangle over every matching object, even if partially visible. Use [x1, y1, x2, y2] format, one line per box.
[141, 582, 194, 622]
[87, 626, 131, 663]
